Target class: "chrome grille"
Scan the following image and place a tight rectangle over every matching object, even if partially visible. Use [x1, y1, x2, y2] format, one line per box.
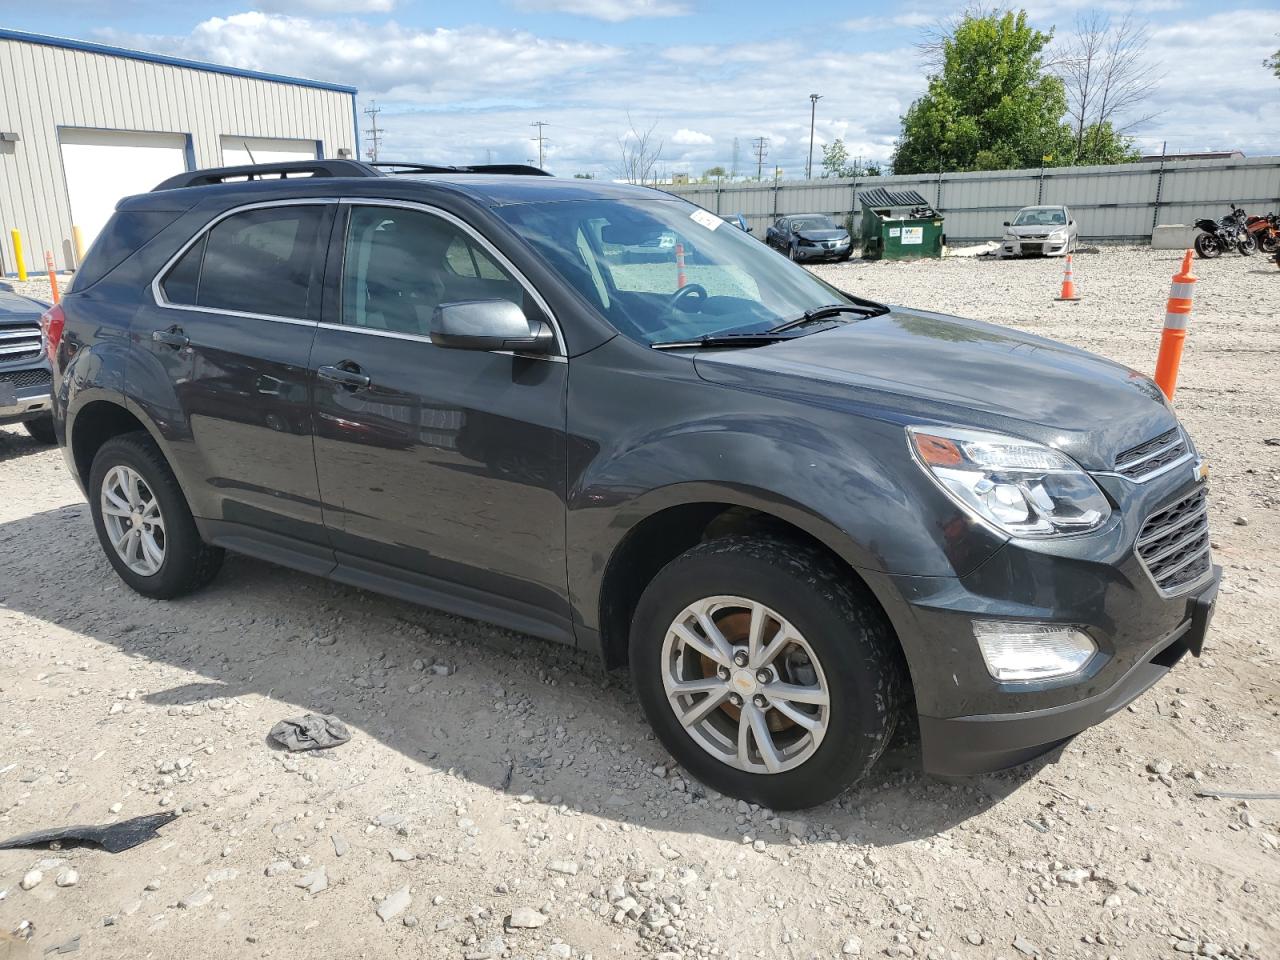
[0, 368, 51, 389]
[1135, 486, 1211, 594]
[0, 319, 43, 364]
[1115, 427, 1189, 481]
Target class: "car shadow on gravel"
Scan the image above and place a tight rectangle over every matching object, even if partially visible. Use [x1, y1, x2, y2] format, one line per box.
[0, 427, 51, 464]
[1, 504, 1047, 846]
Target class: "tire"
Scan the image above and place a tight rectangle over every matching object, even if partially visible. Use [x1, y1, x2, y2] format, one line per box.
[1261, 236, 1280, 255]
[629, 536, 906, 809]
[1238, 235, 1256, 256]
[1194, 233, 1221, 259]
[22, 415, 56, 445]
[88, 432, 223, 599]
[788, 245, 798, 262]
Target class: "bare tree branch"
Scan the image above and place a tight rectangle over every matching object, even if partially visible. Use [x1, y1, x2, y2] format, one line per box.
[614, 113, 664, 186]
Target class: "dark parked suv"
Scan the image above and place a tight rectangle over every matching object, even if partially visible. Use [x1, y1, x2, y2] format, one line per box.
[46, 160, 1219, 808]
[1, 281, 55, 443]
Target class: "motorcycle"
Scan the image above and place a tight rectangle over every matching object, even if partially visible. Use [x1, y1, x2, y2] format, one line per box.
[1194, 205, 1256, 258]
[1245, 212, 1280, 255]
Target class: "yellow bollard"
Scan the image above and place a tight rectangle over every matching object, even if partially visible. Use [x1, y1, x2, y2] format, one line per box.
[71, 225, 86, 267]
[10, 228, 26, 281]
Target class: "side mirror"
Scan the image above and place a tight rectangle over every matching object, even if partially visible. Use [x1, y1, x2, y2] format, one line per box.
[745, 226, 753, 233]
[430, 299, 555, 354]
[1002, 221, 1010, 227]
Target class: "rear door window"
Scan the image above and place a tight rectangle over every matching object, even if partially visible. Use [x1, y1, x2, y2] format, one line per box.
[161, 205, 327, 319]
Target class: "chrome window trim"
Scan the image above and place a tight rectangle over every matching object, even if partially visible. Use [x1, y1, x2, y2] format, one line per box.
[335, 197, 567, 358]
[150, 198, 336, 327]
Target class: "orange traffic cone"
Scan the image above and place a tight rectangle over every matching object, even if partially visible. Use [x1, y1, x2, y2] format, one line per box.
[1153, 249, 1197, 400]
[1055, 254, 1080, 302]
[675, 242, 687, 289]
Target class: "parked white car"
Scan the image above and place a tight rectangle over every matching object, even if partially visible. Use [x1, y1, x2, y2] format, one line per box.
[1001, 205, 1077, 257]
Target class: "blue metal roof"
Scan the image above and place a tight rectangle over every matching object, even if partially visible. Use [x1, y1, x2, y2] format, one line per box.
[0, 28, 357, 96]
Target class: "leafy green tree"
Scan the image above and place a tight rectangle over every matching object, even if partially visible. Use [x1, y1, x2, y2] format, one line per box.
[1267, 39, 1280, 78]
[821, 139, 853, 177]
[702, 166, 727, 181]
[893, 10, 1073, 173]
[864, 162, 883, 177]
[572, 172, 596, 179]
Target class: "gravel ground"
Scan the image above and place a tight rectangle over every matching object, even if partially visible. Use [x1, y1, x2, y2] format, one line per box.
[1, 247, 1277, 960]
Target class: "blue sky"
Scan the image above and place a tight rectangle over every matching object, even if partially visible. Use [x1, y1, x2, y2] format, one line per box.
[7, 0, 1279, 177]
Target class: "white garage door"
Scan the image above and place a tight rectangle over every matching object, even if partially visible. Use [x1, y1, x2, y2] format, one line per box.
[60, 129, 189, 252]
[220, 136, 319, 167]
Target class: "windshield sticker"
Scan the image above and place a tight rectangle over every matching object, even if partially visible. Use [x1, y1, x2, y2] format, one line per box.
[901, 227, 923, 245]
[689, 209, 722, 232]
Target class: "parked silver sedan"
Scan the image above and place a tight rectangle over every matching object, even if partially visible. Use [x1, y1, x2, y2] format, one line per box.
[1001, 205, 1077, 257]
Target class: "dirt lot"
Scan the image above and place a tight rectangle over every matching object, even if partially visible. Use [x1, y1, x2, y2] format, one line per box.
[1, 247, 1277, 960]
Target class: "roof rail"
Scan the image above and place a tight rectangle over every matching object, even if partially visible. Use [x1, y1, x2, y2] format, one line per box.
[371, 161, 552, 177]
[152, 159, 382, 191]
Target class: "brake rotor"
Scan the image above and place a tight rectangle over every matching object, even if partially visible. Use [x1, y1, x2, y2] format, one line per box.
[698, 609, 794, 733]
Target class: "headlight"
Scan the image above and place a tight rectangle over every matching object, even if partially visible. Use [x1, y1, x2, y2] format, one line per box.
[907, 426, 1111, 538]
[1049, 229, 1066, 241]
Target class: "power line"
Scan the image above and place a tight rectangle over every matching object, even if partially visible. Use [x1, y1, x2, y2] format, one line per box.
[530, 121, 549, 169]
[751, 137, 769, 181]
[362, 101, 383, 163]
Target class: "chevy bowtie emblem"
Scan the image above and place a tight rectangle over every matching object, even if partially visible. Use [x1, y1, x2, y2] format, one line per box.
[1192, 460, 1209, 483]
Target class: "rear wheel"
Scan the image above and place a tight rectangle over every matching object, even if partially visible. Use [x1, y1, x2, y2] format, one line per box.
[629, 536, 905, 809]
[88, 433, 223, 599]
[1194, 233, 1221, 259]
[22, 415, 56, 445]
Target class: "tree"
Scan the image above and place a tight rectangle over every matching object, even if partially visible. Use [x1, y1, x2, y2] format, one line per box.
[573, 172, 596, 179]
[864, 162, 883, 177]
[893, 10, 1073, 173]
[821, 139, 854, 177]
[615, 115, 664, 186]
[1267, 38, 1280, 78]
[1056, 12, 1157, 164]
[702, 166, 727, 182]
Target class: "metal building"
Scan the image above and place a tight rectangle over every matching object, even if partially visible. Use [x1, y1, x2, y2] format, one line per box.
[0, 28, 358, 274]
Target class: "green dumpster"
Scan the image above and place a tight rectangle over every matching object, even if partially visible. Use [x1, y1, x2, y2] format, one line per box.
[859, 188, 944, 260]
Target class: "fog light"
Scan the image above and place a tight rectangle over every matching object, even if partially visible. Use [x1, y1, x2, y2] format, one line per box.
[973, 621, 1096, 682]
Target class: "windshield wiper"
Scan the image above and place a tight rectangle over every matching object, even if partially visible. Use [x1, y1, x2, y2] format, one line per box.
[650, 332, 795, 351]
[767, 301, 888, 334]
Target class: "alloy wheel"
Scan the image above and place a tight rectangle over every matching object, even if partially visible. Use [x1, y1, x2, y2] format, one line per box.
[100, 465, 166, 576]
[661, 595, 830, 774]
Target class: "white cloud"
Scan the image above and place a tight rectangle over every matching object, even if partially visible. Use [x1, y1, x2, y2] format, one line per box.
[843, 13, 933, 31]
[671, 128, 713, 146]
[508, 0, 689, 22]
[253, 0, 396, 12]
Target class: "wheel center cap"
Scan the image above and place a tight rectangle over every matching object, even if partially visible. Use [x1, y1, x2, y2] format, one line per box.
[731, 670, 757, 696]
[131, 511, 144, 526]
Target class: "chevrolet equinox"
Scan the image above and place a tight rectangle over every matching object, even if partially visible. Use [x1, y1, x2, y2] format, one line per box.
[45, 160, 1220, 809]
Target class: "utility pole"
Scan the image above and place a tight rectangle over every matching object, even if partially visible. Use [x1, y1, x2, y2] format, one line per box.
[362, 101, 383, 163]
[530, 121, 549, 169]
[730, 137, 740, 180]
[751, 137, 769, 181]
[806, 93, 822, 180]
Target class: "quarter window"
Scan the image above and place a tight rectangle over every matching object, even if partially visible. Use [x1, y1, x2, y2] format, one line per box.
[341, 206, 527, 336]
[161, 205, 326, 319]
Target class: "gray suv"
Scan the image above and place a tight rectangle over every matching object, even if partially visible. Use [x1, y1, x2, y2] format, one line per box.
[45, 160, 1219, 809]
[0, 281, 55, 443]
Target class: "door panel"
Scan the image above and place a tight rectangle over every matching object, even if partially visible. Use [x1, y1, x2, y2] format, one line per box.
[311, 203, 569, 620]
[135, 202, 331, 544]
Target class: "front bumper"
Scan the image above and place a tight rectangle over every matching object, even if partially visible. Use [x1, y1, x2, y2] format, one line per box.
[1003, 237, 1070, 257]
[863, 465, 1219, 776]
[0, 376, 52, 426]
[794, 243, 851, 261]
[917, 570, 1218, 775]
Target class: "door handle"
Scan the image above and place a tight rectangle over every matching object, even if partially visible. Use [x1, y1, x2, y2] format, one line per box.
[317, 363, 372, 390]
[152, 328, 190, 349]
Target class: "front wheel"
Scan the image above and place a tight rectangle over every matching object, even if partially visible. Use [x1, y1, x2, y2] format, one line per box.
[22, 415, 56, 444]
[1194, 233, 1222, 259]
[1238, 235, 1257, 256]
[629, 536, 905, 809]
[88, 433, 224, 599]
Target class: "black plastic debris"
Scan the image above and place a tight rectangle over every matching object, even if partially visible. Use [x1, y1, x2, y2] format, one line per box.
[0, 812, 177, 855]
[268, 713, 351, 752]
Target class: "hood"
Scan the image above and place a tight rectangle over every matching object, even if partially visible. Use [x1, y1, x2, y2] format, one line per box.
[1007, 223, 1066, 237]
[0, 286, 48, 320]
[693, 308, 1176, 470]
[795, 229, 848, 242]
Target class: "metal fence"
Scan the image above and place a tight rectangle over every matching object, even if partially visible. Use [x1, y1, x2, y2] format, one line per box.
[664, 156, 1280, 243]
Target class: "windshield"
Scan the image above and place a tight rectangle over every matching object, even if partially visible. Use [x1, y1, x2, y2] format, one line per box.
[495, 198, 860, 345]
[1013, 207, 1067, 226]
[791, 216, 837, 232]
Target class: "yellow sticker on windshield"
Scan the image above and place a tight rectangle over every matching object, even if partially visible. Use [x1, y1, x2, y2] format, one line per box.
[689, 209, 722, 231]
